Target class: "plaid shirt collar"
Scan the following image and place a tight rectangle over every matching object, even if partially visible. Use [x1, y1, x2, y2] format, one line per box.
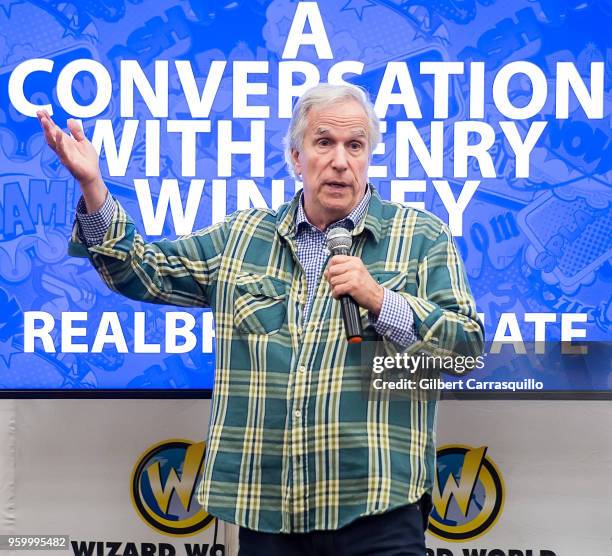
[278, 183, 382, 242]
[295, 186, 371, 236]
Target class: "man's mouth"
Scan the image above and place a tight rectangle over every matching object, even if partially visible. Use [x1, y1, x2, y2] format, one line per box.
[324, 181, 350, 189]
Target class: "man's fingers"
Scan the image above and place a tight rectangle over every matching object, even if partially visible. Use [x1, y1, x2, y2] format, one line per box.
[326, 260, 357, 277]
[329, 272, 352, 287]
[330, 282, 351, 298]
[327, 255, 362, 275]
[37, 112, 57, 149]
[67, 118, 86, 142]
[43, 124, 57, 150]
[54, 127, 69, 159]
[37, 110, 55, 130]
[328, 255, 351, 266]
[37, 112, 82, 156]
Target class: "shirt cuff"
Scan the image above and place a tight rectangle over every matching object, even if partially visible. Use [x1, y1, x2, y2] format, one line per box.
[369, 288, 418, 348]
[75, 193, 116, 247]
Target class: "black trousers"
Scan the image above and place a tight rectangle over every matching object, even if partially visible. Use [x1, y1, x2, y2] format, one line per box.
[238, 493, 432, 556]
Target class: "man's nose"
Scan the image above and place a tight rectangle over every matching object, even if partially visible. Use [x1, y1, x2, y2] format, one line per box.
[331, 145, 348, 171]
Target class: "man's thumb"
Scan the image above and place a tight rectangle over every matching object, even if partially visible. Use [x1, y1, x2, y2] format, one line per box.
[67, 118, 86, 142]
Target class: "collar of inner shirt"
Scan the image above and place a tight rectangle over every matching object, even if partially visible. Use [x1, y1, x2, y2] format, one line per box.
[295, 185, 371, 238]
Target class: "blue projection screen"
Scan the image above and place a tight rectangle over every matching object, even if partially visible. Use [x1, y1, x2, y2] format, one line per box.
[0, 0, 610, 392]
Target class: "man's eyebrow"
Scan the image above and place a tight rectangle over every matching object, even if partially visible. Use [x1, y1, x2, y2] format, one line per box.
[313, 127, 367, 137]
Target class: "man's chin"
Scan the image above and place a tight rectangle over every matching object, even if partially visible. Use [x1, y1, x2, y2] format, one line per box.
[321, 188, 354, 202]
[321, 198, 355, 219]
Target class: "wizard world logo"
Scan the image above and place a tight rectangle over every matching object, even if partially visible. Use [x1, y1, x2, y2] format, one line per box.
[429, 445, 505, 541]
[131, 439, 215, 536]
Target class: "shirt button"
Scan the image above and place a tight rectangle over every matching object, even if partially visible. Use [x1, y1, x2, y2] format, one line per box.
[297, 327, 303, 335]
[294, 410, 301, 418]
[298, 366, 306, 374]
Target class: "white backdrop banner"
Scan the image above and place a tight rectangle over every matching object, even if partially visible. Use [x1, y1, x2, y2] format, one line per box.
[6, 399, 235, 556]
[0, 400, 15, 535]
[1, 399, 611, 555]
[428, 400, 612, 556]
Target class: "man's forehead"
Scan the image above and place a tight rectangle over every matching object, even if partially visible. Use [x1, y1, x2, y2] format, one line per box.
[306, 101, 369, 133]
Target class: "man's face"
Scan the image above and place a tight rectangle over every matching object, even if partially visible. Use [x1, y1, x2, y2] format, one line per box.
[292, 99, 370, 229]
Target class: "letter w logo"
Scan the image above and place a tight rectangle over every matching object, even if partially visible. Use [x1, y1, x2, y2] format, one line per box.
[146, 441, 205, 513]
[433, 446, 487, 519]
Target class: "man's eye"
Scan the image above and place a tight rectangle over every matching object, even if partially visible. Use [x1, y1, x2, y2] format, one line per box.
[349, 142, 363, 150]
[318, 139, 330, 146]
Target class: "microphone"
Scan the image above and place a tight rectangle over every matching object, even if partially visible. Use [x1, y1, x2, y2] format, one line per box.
[326, 227, 363, 344]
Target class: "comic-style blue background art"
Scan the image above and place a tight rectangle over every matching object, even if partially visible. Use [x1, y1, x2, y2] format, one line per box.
[0, 0, 610, 391]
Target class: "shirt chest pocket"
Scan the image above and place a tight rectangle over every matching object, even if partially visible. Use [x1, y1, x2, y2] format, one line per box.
[233, 274, 288, 335]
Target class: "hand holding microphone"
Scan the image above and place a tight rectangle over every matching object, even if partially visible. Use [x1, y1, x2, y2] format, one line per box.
[325, 228, 384, 343]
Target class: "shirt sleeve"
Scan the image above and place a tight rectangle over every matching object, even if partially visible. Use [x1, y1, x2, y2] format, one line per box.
[67, 197, 229, 309]
[368, 288, 417, 348]
[75, 193, 116, 247]
[395, 223, 484, 360]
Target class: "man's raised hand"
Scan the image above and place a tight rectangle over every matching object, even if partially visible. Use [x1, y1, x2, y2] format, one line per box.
[36, 110, 107, 213]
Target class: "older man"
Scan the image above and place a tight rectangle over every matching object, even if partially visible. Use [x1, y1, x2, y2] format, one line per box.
[38, 84, 483, 555]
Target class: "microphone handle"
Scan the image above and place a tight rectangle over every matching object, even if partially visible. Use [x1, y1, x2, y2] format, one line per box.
[331, 246, 364, 343]
[339, 294, 363, 343]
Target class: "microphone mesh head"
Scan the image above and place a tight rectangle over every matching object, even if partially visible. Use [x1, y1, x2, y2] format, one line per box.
[326, 227, 352, 253]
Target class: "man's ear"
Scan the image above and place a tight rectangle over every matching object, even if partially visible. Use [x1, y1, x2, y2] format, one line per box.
[291, 149, 302, 176]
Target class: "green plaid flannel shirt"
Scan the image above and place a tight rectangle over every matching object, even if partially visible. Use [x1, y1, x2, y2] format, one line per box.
[68, 185, 484, 533]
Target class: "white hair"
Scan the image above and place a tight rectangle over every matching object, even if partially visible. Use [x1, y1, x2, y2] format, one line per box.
[283, 83, 381, 178]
